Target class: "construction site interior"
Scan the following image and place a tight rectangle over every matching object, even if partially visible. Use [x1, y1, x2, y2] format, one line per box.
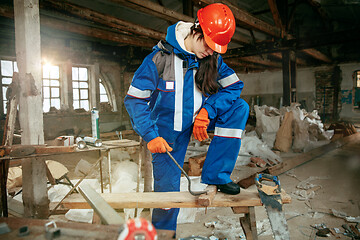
[0, 0, 360, 239]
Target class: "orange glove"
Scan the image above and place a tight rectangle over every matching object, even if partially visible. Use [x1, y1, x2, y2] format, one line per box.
[147, 137, 173, 153]
[193, 108, 210, 142]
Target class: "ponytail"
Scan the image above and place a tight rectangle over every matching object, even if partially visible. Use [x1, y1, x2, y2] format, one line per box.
[190, 23, 219, 97]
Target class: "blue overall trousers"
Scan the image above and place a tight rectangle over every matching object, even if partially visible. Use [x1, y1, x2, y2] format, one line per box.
[151, 98, 249, 231]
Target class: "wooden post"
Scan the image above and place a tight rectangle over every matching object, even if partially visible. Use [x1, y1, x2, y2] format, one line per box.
[22, 157, 49, 218]
[282, 50, 291, 106]
[141, 138, 152, 192]
[13, 0, 48, 218]
[282, 50, 297, 106]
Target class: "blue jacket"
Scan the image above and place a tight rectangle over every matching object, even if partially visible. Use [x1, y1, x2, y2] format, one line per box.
[124, 21, 243, 144]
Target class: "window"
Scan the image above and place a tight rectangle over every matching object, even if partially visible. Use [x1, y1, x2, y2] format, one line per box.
[1, 60, 18, 114]
[99, 78, 109, 103]
[72, 67, 89, 111]
[42, 64, 60, 112]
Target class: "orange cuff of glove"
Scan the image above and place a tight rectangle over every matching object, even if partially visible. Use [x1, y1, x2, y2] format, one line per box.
[193, 108, 210, 142]
[147, 137, 173, 153]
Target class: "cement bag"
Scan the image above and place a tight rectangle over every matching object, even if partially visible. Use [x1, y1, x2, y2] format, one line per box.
[292, 108, 310, 152]
[7, 167, 22, 189]
[274, 111, 294, 152]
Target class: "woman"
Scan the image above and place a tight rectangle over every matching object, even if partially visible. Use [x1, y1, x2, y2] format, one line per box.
[124, 3, 249, 237]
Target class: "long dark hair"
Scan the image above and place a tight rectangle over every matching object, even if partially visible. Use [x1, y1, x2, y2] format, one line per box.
[190, 23, 219, 97]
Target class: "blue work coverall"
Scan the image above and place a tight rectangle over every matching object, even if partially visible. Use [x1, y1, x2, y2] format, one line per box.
[124, 21, 249, 231]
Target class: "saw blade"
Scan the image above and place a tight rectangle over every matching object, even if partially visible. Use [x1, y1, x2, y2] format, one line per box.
[265, 204, 290, 240]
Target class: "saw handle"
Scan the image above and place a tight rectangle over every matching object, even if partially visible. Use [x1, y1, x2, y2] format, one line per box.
[255, 173, 281, 194]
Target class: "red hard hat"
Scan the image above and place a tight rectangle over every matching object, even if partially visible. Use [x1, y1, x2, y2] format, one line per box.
[197, 3, 236, 54]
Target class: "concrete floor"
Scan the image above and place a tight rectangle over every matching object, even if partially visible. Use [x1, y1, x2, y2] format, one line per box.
[16, 133, 359, 239]
[176, 135, 360, 239]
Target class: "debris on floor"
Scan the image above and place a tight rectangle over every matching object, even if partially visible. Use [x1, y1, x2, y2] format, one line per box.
[204, 215, 246, 240]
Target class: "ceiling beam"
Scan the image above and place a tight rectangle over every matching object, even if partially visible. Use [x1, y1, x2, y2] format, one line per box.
[109, 0, 193, 23]
[267, 0, 284, 32]
[239, 56, 282, 68]
[225, 58, 267, 69]
[108, 0, 249, 44]
[271, 52, 307, 65]
[192, 0, 330, 62]
[0, 4, 156, 48]
[224, 28, 360, 62]
[42, 0, 166, 41]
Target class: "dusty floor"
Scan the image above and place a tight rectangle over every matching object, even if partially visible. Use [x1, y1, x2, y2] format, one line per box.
[176, 138, 360, 239]
[7, 134, 360, 239]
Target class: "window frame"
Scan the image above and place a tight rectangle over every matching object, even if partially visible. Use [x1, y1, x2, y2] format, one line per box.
[72, 66, 90, 111]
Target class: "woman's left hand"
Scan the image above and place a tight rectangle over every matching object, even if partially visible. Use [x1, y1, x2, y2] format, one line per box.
[193, 108, 210, 141]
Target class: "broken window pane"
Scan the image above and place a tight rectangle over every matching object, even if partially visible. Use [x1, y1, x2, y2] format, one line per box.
[73, 89, 79, 100]
[1, 60, 13, 77]
[73, 101, 79, 109]
[79, 82, 88, 88]
[50, 66, 59, 79]
[52, 98, 60, 109]
[80, 89, 88, 99]
[51, 80, 59, 86]
[51, 88, 59, 98]
[43, 87, 50, 98]
[2, 77, 11, 85]
[43, 98, 50, 112]
[80, 100, 89, 110]
[43, 79, 50, 87]
[72, 67, 79, 80]
[79, 68, 88, 80]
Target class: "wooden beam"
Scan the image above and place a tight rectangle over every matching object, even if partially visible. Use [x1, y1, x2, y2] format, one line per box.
[225, 27, 360, 60]
[78, 183, 125, 225]
[271, 52, 307, 66]
[240, 56, 282, 68]
[108, 0, 248, 45]
[0, 4, 156, 48]
[224, 59, 269, 70]
[42, 0, 166, 41]
[109, 0, 193, 23]
[267, 0, 284, 31]
[302, 48, 331, 63]
[50, 189, 291, 210]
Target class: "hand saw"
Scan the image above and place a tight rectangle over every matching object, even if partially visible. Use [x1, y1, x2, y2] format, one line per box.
[255, 173, 290, 240]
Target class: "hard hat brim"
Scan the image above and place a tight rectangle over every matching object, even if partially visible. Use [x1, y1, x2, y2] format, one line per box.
[203, 32, 228, 54]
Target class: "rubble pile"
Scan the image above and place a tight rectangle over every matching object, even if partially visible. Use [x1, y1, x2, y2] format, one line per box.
[254, 103, 334, 153]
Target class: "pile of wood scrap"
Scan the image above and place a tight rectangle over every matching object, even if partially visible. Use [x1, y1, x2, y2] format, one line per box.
[327, 122, 358, 140]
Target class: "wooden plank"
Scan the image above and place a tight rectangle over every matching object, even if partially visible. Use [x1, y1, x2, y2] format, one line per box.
[35, 146, 75, 154]
[197, 185, 217, 206]
[269, 132, 360, 175]
[50, 189, 291, 210]
[78, 183, 125, 225]
[1, 217, 120, 239]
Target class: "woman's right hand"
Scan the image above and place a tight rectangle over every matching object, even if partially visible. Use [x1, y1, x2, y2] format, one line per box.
[147, 137, 173, 153]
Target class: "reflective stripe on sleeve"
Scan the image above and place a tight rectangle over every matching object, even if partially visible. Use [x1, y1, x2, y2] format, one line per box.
[127, 85, 151, 99]
[218, 73, 240, 88]
[214, 127, 243, 138]
[174, 55, 184, 131]
[193, 69, 203, 122]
